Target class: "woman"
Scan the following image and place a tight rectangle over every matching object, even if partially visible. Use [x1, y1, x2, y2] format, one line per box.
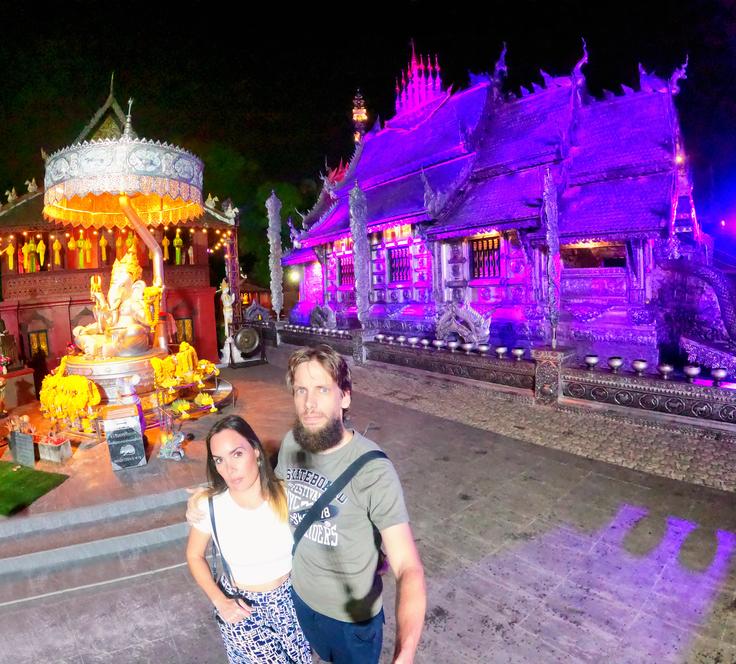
[186, 415, 311, 664]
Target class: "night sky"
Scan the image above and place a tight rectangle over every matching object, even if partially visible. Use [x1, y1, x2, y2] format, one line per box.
[1, 1, 734, 226]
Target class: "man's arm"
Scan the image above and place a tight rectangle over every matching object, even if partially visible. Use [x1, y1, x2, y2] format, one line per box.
[381, 522, 426, 664]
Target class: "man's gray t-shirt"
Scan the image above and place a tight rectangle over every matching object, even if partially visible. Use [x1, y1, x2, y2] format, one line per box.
[276, 430, 409, 622]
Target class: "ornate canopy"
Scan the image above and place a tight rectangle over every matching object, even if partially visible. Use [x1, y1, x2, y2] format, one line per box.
[43, 135, 204, 229]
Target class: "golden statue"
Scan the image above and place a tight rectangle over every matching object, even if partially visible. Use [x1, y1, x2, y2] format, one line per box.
[173, 228, 183, 265]
[37, 238, 46, 268]
[28, 238, 37, 272]
[77, 231, 86, 269]
[4, 242, 14, 271]
[73, 249, 161, 358]
[162, 234, 170, 261]
[52, 237, 62, 266]
[21, 241, 31, 273]
[99, 233, 108, 263]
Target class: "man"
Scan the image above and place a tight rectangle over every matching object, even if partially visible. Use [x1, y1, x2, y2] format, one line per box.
[278, 344, 425, 664]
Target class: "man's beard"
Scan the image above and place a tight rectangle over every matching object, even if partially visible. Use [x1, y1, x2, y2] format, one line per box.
[293, 415, 345, 453]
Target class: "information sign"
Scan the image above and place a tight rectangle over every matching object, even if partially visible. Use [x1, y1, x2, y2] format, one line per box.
[102, 405, 147, 471]
[9, 431, 35, 467]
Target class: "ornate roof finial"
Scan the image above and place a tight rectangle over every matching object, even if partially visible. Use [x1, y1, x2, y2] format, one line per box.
[669, 55, 688, 95]
[394, 43, 444, 116]
[123, 98, 135, 139]
[572, 38, 589, 85]
[491, 42, 508, 101]
[352, 89, 368, 143]
[109, 71, 115, 98]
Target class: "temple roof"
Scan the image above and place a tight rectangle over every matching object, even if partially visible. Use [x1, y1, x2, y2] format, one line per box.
[75, 75, 130, 143]
[290, 50, 685, 254]
[568, 91, 675, 185]
[282, 246, 318, 266]
[473, 83, 571, 175]
[297, 82, 488, 244]
[428, 166, 543, 240]
[558, 172, 674, 239]
[303, 154, 473, 246]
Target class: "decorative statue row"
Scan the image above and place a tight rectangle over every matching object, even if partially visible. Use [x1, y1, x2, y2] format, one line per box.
[2, 228, 196, 272]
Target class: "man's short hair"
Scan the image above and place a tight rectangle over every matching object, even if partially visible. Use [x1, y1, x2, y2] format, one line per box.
[286, 344, 352, 395]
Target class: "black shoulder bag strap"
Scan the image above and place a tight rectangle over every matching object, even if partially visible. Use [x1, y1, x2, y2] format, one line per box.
[291, 450, 387, 555]
[208, 495, 237, 588]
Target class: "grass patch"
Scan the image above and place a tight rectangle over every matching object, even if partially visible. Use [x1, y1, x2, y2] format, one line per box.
[0, 461, 68, 516]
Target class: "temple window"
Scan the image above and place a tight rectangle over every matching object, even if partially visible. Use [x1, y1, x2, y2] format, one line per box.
[561, 242, 627, 268]
[175, 318, 194, 344]
[338, 254, 355, 287]
[387, 245, 411, 282]
[28, 330, 49, 358]
[470, 236, 501, 279]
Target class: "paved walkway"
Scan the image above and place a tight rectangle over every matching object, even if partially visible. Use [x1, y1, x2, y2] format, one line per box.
[1, 362, 735, 663]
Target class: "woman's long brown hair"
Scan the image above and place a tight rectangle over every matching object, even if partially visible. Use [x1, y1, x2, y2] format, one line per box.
[204, 415, 288, 521]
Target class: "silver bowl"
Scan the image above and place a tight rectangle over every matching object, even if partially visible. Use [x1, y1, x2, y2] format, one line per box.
[584, 354, 599, 370]
[375, 333, 385, 343]
[477, 344, 490, 355]
[631, 359, 648, 377]
[657, 363, 674, 380]
[397, 335, 407, 345]
[495, 346, 508, 359]
[511, 347, 525, 361]
[386, 335, 395, 344]
[432, 339, 446, 350]
[461, 342, 475, 354]
[447, 341, 460, 352]
[683, 364, 701, 383]
[712, 367, 728, 386]
[420, 339, 431, 349]
[607, 356, 623, 373]
[408, 336, 420, 347]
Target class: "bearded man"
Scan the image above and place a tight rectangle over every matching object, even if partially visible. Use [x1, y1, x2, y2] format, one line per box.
[278, 344, 425, 664]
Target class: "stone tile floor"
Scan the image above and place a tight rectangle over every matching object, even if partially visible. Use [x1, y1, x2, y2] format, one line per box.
[1, 361, 735, 663]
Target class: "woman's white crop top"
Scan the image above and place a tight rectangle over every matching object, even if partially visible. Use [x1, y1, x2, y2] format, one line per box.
[192, 491, 293, 586]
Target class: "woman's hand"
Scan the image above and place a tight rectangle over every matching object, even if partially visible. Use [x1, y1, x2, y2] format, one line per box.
[186, 487, 208, 525]
[214, 596, 253, 624]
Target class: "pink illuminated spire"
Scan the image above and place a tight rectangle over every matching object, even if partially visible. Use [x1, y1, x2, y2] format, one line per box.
[394, 42, 444, 116]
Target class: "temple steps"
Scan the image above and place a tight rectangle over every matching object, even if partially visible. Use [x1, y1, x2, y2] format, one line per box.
[0, 488, 193, 605]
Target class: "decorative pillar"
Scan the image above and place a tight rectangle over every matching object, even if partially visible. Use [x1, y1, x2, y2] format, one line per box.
[542, 167, 560, 349]
[430, 239, 443, 305]
[531, 347, 574, 406]
[266, 191, 284, 321]
[349, 181, 370, 330]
